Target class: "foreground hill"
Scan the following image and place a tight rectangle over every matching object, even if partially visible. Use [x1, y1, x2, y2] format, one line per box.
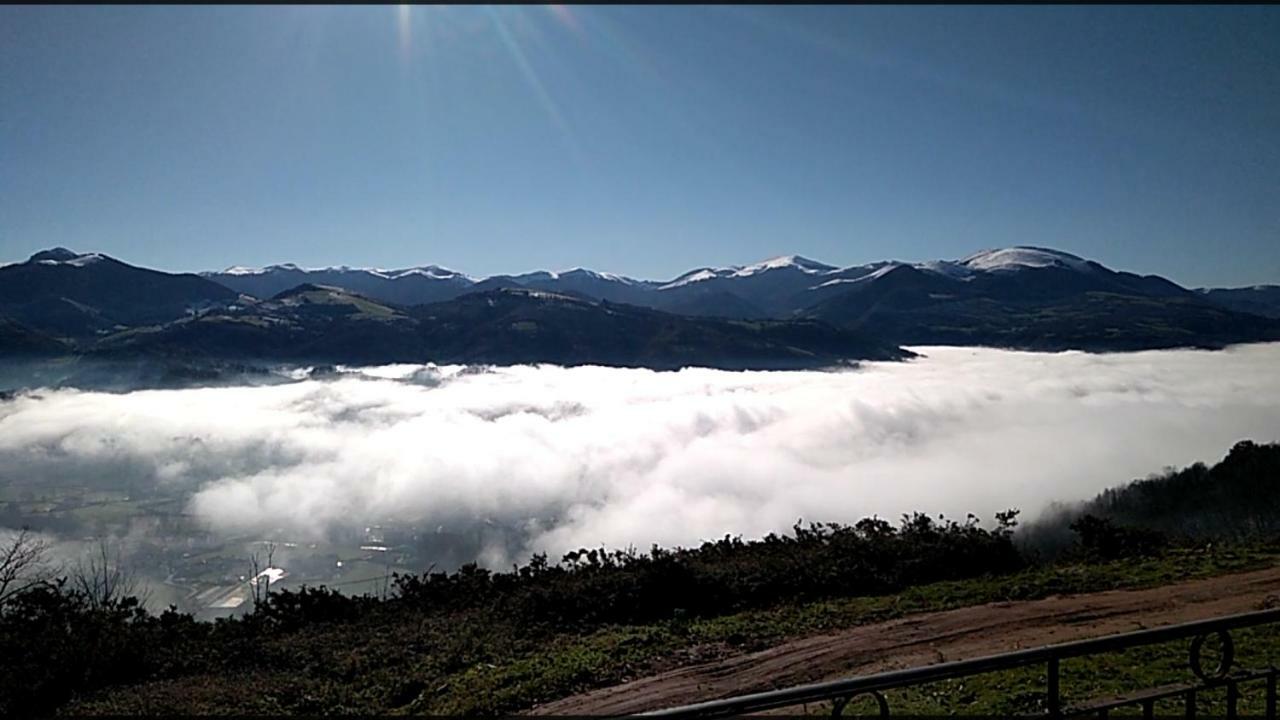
[1025, 440, 1280, 553]
[407, 288, 907, 369]
[92, 286, 909, 369]
[93, 284, 427, 366]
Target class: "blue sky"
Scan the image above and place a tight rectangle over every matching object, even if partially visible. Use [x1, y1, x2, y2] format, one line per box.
[2, 5, 1277, 286]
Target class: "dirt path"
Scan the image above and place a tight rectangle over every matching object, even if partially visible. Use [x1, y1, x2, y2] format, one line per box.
[531, 565, 1280, 715]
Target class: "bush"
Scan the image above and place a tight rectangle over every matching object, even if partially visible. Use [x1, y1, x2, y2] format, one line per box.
[1068, 515, 1167, 561]
[393, 510, 1026, 629]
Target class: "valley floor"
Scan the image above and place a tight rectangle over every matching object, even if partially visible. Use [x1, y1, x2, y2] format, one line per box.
[533, 563, 1280, 715]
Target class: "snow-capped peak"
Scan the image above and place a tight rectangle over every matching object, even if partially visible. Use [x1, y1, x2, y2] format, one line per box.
[65, 253, 106, 267]
[960, 246, 1095, 273]
[558, 267, 637, 284]
[659, 255, 838, 289]
[29, 247, 80, 263]
[734, 255, 837, 277]
[504, 267, 640, 285]
[658, 267, 735, 290]
[221, 265, 268, 275]
[382, 265, 474, 282]
[28, 248, 108, 267]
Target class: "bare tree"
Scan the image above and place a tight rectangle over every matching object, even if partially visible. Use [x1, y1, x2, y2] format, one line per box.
[70, 537, 147, 609]
[0, 526, 51, 608]
[248, 541, 277, 610]
[379, 555, 395, 601]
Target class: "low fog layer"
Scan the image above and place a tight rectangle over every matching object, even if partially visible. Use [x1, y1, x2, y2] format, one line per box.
[3, 344, 1279, 567]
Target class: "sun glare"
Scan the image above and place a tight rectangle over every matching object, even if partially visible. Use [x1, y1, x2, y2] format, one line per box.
[397, 4, 411, 61]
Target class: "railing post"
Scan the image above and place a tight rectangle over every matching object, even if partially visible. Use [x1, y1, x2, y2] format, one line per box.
[1047, 657, 1061, 718]
[1227, 679, 1239, 720]
[1185, 688, 1196, 720]
[1268, 667, 1277, 720]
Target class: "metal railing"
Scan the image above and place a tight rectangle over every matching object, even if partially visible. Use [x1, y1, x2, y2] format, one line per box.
[641, 607, 1280, 718]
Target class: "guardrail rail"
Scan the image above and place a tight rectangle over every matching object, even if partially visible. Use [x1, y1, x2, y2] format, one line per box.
[641, 607, 1280, 718]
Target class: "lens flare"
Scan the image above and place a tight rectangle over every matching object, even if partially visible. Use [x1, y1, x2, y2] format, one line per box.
[397, 4, 411, 61]
[486, 7, 583, 167]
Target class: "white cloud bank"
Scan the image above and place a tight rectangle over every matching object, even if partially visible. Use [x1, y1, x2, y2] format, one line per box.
[2, 344, 1279, 566]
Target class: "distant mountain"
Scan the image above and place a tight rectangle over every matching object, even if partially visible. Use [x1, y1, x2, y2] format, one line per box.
[5, 245, 1277, 361]
[92, 286, 908, 369]
[800, 250, 1280, 351]
[204, 263, 475, 306]
[647, 255, 835, 317]
[1195, 285, 1280, 319]
[0, 248, 237, 338]
[195, 246, 1279, 352]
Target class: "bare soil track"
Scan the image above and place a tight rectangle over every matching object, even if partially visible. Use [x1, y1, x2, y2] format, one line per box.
[531, 565, 1280, 715]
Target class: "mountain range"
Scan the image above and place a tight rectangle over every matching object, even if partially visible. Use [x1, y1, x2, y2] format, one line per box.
[204, 246, 1280, 351]
[1, 246, 1278, 372]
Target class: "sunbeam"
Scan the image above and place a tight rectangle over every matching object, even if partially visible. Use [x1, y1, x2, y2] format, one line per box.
[396, 4, 411, 62]
[485, 7, 584, 168]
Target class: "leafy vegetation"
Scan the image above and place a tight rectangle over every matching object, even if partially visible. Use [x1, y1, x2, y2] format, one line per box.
[1024, 440, 1280, 557]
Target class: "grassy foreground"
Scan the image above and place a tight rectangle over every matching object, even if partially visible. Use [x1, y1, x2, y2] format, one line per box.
[62, 542, 1280, 715]
[816, 621, 1280, 717]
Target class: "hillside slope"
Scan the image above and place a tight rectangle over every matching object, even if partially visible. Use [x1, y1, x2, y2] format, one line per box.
[0, 249, 236, 338]
[93, 286, 909, 369]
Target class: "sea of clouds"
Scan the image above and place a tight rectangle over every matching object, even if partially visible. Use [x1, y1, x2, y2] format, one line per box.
[2, 344, 1279, 567]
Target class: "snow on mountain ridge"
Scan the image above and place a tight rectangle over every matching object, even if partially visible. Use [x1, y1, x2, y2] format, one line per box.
[913, 259, 975, 280]
[215, 263, 475, 282]
[551, 268, 642, 284]
[65, 253, 106, 267]
[810, 263, 905, 289]
[733, 254, 837, 277]
[205, 247, 1108, 290]
[31, 251, 107, 268]
[960, 246, 1094, 273]
[658, 255, 841, 289]
[28, 247, 81, 263]
[658, 268, 735, 290]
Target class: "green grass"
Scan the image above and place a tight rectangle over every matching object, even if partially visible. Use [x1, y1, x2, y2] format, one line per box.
[285, 289, 399, 319]
[422, 544, 1280, 714]
[802, 625, 1280, 717]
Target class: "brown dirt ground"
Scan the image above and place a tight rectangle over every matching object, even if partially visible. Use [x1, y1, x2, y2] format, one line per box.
[530, 565, 1280, 715]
